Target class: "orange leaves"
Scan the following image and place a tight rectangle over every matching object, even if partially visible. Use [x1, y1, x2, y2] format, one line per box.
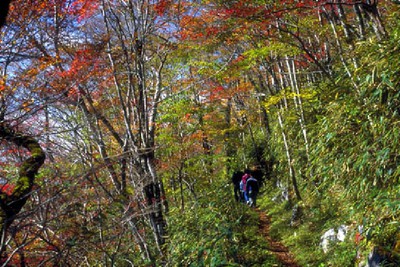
[2, 0, 104, 105]
[69, 0, 100, 22]
[208, 85, 225, 102]
[50, 45, 107, 102]
[0, 77, 6, 93]
[154, 0, 171, 16]
[58, 49, 91, 80]
[216, 1, 266, 19]
[179, 15, 207, 41]
[7, 0, 100, 27]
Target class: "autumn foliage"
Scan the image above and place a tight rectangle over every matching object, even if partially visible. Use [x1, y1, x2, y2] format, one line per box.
[0, 0, 399, 266]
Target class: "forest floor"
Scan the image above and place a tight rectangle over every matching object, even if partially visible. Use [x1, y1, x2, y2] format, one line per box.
[257, 208, 301, 267]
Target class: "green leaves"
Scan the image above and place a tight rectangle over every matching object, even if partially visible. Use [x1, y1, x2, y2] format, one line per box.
[243, 42, 301, 65]
[166, 180, 275, 266]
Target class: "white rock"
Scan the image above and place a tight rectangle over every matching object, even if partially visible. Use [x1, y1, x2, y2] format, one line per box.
[320, 228, 337, 253]
[320, 225, 348, 253]
[337, 225, 348, 242]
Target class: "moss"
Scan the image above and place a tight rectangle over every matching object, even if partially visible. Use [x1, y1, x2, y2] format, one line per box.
[0, 124, 45, 230]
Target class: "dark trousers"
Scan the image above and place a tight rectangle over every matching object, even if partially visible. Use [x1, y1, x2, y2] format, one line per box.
[234, 184, 243, 202]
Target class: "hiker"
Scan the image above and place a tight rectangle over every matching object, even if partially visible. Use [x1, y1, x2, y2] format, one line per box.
[231, 171, 244, 202]
[245, 171, 259, 207]
[240, 169, 251, 203]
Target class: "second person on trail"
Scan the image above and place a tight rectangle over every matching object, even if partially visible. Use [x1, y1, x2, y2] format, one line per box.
[240, 169, 259, 207]
[246, 175, 259, 207]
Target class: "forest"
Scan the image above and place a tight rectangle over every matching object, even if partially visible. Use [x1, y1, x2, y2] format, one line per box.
[0, 0, 399, 266]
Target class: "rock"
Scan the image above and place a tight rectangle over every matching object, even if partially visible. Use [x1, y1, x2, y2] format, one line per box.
[337, 225, 348, 242]
[320, 228, 337, 253]
[290, 204, 303, 227]
[272, 180, 289, 203]
[320, 225, 348, 253]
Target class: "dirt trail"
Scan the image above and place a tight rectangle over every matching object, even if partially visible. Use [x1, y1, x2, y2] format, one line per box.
[257, 209, 301, 267]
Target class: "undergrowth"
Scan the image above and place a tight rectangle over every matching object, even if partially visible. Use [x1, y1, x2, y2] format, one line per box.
[166, 181, 279, 266]
[258, 180, 399, 267]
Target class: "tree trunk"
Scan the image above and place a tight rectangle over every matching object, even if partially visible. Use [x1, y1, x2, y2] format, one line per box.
[276, 108, 302, 201]
[0, 124, 45, 255]
[269, 62, 302, 201]
[322, 6, 359, 90]
[101, 0, 169, 252]
[285, 57, 310, 161]
[361, 0, 387, 39]
[0, 0, 12, 28]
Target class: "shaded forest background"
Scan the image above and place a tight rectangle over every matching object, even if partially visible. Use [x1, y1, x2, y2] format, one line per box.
[0, 0, 399, 266]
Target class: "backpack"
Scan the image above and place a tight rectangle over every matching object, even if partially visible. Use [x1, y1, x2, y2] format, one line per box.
[231, 171, 244, 186]
[246, 177, 259, 194]
[241, 173, 250, 191]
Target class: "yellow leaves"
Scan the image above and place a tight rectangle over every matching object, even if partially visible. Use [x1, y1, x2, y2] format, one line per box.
[263, 93, 286, 109]
[26, 67, 39, 77]
[263, 88, 317, 109]
[22, 99, 34, 112]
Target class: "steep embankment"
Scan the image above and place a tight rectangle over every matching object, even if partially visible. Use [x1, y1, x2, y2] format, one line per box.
[257, 209, 301, 267]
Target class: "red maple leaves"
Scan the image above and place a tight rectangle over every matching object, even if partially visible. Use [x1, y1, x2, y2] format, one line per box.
[0, 183, 15, 196]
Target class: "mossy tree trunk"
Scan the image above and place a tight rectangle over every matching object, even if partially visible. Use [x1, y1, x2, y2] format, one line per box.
[0, 124, 45, 256]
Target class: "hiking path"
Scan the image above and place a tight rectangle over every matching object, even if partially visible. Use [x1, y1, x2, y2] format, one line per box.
[257, 208, 301, 267]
